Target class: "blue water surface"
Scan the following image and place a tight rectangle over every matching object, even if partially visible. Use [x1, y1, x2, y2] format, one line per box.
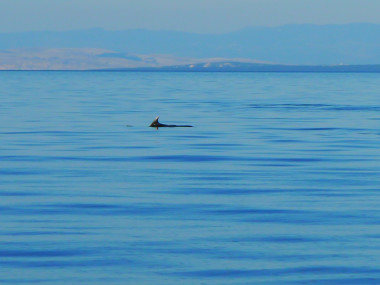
[1, 71, 380, 284]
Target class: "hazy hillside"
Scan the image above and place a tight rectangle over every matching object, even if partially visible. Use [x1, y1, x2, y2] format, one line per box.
[0, 48, 260, 70]
[0, 23, 379, 65]
[120, 62, 380, 73]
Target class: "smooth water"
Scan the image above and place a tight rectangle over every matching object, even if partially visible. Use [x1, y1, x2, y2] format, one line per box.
[1, 71, 380, 284]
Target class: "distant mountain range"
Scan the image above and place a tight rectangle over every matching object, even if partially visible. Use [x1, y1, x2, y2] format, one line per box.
[1, 48, 379, 72]
[0, 23, 379, 70]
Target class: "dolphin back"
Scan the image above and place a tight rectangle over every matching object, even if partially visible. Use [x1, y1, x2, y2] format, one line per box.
[149, 116, 193, 128]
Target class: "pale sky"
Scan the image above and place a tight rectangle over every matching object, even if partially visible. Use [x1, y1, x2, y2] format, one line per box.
[1, 0, 379, 33]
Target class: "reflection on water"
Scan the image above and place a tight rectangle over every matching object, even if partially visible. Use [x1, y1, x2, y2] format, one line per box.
[1, 71, 380, 284]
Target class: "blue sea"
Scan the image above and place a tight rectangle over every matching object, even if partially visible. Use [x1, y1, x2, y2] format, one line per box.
[1, 71, 380, 284]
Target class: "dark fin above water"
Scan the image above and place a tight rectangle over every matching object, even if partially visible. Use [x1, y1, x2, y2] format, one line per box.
[149, 116, 160, 127]
[149, 116, 193, 128]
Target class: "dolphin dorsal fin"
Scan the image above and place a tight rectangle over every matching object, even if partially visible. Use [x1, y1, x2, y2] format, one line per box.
[150, 116, 159, 127]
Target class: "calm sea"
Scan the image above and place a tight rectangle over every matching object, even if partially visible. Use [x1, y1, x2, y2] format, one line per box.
[1, 71, 380, 284]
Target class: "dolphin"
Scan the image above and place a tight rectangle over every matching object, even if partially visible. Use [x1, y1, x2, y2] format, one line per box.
[149, 116, 193, 128]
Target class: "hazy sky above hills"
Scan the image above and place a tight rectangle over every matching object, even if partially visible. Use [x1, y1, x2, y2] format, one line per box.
[1, 0, 379, 33]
